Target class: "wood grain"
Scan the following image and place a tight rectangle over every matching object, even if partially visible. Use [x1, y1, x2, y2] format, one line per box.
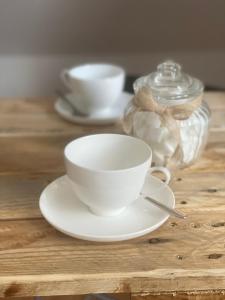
[132, 293, 225, 300]
[0, 92, 225, 297]
[0, 295, 129, 300]
[0, 92, 222, 137]
[0, 98, 121, 137]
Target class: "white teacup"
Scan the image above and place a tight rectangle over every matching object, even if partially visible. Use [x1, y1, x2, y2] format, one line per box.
[61, 63, 125, 115]
[64, 134, 170, 217]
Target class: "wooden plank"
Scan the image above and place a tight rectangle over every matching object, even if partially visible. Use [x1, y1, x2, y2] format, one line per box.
[0, 171, 225, 221]
[0, 298, 33, 300]
[0, 135, 67, 174]
[0, 92, 223, 137]
[0, 128, 225, 176]
[0, 114, 121, 137]
[0, 91, 221, 113]
[0, 97, 121, 137]
[43, 295, 130, 300]
[132, 293, 225, 300]
[1, 209, 225, 296]
[0, 173, 58, 220]
[0, 294, 131, 300]
[204, 92, 225, 110]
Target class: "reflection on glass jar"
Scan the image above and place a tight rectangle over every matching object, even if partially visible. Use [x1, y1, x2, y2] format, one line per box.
[123, 60, 211, 169]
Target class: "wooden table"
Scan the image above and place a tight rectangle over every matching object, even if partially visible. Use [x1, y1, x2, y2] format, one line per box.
[1, 92, 225, 300]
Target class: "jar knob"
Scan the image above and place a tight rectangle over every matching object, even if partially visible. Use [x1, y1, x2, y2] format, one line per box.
[156, 60, 181, 81]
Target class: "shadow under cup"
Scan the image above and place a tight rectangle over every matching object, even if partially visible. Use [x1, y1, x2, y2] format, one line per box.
[64, 134, 152, 217]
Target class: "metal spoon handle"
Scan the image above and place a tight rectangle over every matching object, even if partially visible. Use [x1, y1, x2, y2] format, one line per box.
[144, 196, 187, 219]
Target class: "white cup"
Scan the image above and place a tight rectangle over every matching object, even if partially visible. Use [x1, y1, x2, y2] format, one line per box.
[64, 134, 171, 217]
[61, 63, 125, 115]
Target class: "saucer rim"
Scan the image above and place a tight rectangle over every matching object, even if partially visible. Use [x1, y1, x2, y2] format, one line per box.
[54, 91, 133, 124]
[39, 175, 175, 242]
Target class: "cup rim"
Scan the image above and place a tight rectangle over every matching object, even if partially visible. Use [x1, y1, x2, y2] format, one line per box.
[64, 134, 152, 174]
[67, 63, 125, 81]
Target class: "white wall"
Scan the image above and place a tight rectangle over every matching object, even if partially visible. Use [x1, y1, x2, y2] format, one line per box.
[0, 0, 224, 96]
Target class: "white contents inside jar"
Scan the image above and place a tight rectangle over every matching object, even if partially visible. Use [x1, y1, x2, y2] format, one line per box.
[132, 105, 209, 167]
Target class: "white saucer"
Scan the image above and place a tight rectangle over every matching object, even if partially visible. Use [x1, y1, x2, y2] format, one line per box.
[54, 92, 133, 125]
[39, 174, 175, 242]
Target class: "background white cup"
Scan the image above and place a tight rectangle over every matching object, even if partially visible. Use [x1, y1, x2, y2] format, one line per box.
[61, 63, 125, 115]
[65, 134, 171, 217]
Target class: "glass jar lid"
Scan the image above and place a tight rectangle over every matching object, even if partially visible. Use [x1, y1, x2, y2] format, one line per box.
[134, 60, 204, 105]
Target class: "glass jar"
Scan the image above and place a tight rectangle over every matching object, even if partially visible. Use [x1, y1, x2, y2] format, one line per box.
[123, 60, 211, 169]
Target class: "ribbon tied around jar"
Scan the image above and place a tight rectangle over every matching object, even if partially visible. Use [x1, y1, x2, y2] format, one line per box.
[124, 86, 203, 168]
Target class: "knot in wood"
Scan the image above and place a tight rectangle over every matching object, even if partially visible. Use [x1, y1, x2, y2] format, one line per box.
[208, 253, 223, 259]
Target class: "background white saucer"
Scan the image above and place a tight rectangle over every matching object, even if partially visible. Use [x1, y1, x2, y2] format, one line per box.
[39, 175, 175, 242]
[54, 92, 132, 125]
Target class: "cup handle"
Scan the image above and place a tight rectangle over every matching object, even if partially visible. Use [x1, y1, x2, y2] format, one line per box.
[60, 69, 71, 89]
[149, 166, 171, 185]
